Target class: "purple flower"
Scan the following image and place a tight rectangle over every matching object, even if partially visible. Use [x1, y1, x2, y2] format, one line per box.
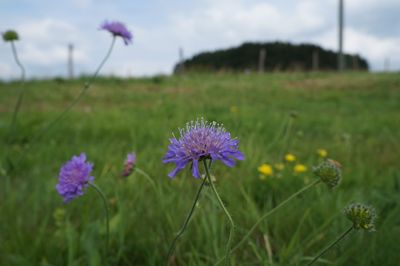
[56, 153, 94, 203]
[163, 118, 244, 178]
[122, 152, 136, 177]
[100, 20, 132, 45]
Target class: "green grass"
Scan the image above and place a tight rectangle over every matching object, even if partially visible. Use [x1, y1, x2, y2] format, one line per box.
[0, 72, 399, 265]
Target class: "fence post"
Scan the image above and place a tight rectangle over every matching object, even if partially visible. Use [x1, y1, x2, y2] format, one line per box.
[258, 48, 266, 73]
[312, 50, 319, 71]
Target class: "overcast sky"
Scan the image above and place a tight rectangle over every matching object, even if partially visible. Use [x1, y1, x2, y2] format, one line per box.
[1, 0, 400, 79]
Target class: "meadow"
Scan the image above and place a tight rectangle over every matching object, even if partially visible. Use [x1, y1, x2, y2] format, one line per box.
[0, 72, 399, 265]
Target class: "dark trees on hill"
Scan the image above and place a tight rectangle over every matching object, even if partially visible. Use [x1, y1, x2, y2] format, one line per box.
[175, 42, 368, 72]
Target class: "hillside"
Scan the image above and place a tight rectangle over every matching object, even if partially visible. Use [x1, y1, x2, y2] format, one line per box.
[176, 42, 368, 72]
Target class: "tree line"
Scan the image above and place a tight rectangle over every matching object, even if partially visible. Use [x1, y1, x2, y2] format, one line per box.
[175, 42, 368, 72]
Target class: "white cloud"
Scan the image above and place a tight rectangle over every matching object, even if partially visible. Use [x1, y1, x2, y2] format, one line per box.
[0, 63, 15, 79]
[1, 0, 399, 79]
[21, 43, 87, 65]
[170, 0, 331, 54]
[15, 18, 89, 65]
[312, 27, 400, 70]
[18, 18, 81, 44]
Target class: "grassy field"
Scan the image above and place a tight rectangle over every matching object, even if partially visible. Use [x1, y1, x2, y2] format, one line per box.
[0, 72, 399, 265]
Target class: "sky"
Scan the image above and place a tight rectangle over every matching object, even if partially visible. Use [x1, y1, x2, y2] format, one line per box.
[1, 0, 400, 79]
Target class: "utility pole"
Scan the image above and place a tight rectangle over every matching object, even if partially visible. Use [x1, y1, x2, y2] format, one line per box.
[177, 47, 185, 74]
[338, 0, 345, 71]
[68, 43, 74, 79]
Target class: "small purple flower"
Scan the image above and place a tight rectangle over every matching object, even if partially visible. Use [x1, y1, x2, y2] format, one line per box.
[122, 152, 136, 177]
[100, 20, 132, 45]
[163, 118, 244, 178]
[56, 153, 94, 203]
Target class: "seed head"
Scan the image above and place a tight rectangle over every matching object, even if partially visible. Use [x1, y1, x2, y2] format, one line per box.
[344, 203, 377, 231]
[2, 30, 19, 42]
[313, 159, 342, 188]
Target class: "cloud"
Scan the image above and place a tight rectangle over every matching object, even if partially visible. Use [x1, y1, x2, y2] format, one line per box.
[17, 18, 89, 46]
[0, 63, 14, 78]
[15, 18, 89, 66]
[171, 0, 329, 50]
[1, 0, 399, 79]
[313, 27, 400, 70]
[21, 43, 87, 66]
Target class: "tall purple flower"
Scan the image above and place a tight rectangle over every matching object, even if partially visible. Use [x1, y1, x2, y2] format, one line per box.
[163, 118, 244, 178]
[100, 20, 132, 45]
[56, 153, 94, 203]
[122, 152, 136, 177]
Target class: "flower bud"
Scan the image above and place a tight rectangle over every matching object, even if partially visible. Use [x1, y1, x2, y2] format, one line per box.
[313, 159, 342, 188]
[2, 30, 19, 42]
[344, 203, 376, 231]
[122, 152, 136, 177]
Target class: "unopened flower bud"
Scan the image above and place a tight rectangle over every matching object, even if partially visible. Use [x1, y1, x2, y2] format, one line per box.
[2, 30, 19, 42]
[344, 203, 376, 231]
[313, 159, 342, 188]
[122, 152, 136, 177]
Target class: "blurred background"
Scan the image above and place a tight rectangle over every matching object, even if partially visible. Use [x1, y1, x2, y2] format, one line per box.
[1, 0, 400, 79]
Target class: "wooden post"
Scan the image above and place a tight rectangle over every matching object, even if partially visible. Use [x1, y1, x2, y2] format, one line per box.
[258, 48, 266, 73]
[352, 55, 359, 70]
[384, 58, 390, 72]
[68, 43, 74, 79]
[312, 50, 319, 71]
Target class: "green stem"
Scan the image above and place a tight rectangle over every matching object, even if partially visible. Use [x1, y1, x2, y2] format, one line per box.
[166, 175, 207, 264]
[89, 182, 110, 256]
[216, 179, 320, 265]
[8, 41, 26, 137]
[307, 226, 353, 265]
[264, 115, 289, 153]
[278, 115, 293, 160]
[31, 36, 116, 142]
[135, 167, 157, 189]
[203, 160, 234, 266]
[10, 41, 26, 80]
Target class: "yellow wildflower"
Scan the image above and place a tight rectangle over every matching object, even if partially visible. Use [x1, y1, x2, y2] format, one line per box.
[285, 153, 296, 162]
[274, 163, 284, 171]
[230, 105, 238, 113]
[258, 164, 273, 176]
[317, 149, 328, 158]
[294, 164, 307, 174]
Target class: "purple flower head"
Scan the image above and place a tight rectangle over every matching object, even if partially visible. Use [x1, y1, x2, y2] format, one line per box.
[100, 20, 132, 45]
[56, 153, 94, 203]
[163, 118, 244, 178]
[122, 152, 136, 177]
